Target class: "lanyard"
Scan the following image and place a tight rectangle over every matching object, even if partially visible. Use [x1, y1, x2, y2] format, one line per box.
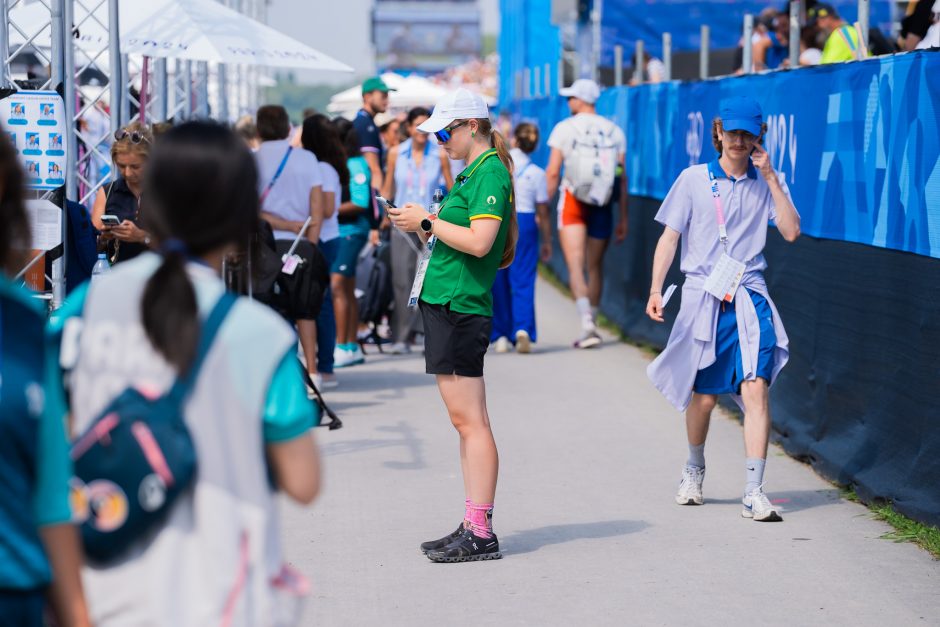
[836, 25, 858, 52]
[707, 169, 730, 250]
[404, 141, 430, 201]
[260, 146, 293, 203]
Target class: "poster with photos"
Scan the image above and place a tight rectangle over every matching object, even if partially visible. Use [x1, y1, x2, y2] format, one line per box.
[0, 90, 67, 190]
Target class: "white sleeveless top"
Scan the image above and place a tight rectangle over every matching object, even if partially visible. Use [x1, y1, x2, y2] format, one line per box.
[66, 254, 302, 627]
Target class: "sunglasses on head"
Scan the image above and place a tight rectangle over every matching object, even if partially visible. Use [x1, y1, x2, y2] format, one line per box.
[434, 120, 468, 144]
[114, 127, 151, 144]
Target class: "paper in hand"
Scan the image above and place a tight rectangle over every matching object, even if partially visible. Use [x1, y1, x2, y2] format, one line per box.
[661, 284, 678, 308]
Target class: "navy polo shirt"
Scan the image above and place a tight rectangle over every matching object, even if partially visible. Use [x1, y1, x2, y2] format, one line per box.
[352, 108, 383, 165]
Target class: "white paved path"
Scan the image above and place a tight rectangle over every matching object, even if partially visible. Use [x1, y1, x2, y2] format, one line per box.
[281, 277, 940, 627]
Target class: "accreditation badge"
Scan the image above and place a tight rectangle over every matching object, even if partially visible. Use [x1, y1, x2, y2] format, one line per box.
[408, 236, 436, 308]
[702, 252, 746, 303]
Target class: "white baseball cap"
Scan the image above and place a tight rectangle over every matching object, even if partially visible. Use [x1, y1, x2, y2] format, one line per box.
[559, 78, 601, 104]
[417, 88, 489, 134]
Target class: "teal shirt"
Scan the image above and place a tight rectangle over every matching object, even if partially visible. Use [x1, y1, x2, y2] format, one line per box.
[0, 277, 72, 590]
[340, 156, 373, 237]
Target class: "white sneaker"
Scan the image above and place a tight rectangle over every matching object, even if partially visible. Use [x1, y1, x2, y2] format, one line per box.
[307, 373, 322, 399]
[742, 487, 783, 522]
[320, 373, 339, 389]
[675, 465, 705, 505]
[573, 329, 602, 349]
[351, 345, 365, 365]
[494, 336, 511, 353]
[388, 342, 411, 355]
[333, 347, 357, 368]
[515, 329, 532, 353]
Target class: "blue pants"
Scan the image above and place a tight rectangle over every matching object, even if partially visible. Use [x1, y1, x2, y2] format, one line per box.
[491, 212, 539, 343]
[317, 238, 339, 374]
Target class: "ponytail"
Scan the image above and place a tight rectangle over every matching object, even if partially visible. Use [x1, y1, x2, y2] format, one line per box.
[481, 121, 518, 269]
[140, 121, 260, 376]
[140, 249, 199, 374]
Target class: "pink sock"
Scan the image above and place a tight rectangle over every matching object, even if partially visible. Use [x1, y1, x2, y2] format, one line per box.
[466, 501, 494, 538]
[464, 499, 471, 528]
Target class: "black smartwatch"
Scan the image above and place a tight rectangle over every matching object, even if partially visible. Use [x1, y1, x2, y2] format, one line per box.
[420, 214, 437, 233]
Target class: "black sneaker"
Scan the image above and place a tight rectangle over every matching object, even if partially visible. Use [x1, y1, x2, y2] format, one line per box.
[420, 523, 465, 554]
[425, 528, 502, 563]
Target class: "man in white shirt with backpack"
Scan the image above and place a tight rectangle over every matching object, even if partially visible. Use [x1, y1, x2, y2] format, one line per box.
[545, 79, 628, 348]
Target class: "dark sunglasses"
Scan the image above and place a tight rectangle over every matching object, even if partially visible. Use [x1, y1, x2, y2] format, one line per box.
[434, 121, 468, 144]
[114, 127, 151, 144]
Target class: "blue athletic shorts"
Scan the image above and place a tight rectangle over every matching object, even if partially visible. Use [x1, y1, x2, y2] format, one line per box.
[331, 233, 368, 277]
[693, 289, 776, 395]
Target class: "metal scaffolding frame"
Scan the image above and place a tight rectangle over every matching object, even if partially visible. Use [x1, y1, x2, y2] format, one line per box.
[2, 0, 268, 305]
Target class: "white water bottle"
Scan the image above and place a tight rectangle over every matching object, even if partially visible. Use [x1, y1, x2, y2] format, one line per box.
[91, 253, 111, 282]
[430, 188, 444, 215]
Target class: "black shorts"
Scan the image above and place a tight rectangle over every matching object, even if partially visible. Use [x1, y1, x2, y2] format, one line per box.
[419, 301, 492, 377]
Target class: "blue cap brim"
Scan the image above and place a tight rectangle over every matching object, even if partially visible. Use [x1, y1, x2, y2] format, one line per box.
[721, 118, 762, 136]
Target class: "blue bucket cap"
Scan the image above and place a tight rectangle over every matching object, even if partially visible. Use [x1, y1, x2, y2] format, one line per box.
[720, 96, 763, 136]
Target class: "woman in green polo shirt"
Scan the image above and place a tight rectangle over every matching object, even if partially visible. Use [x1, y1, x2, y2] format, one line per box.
[388, 88, 517, 563]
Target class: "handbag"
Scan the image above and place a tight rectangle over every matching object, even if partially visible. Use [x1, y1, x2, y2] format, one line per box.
[70, 293, 237, 563]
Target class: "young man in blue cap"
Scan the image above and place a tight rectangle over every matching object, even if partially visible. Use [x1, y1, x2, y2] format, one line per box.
[353, 76, 396, 191]
[645, 96, 801, 521]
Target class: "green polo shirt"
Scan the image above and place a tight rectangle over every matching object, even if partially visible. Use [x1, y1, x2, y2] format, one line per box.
[419, 149, 511, 316]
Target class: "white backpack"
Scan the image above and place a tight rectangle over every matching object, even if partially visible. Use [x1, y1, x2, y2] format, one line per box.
[563, 118, 620, 206]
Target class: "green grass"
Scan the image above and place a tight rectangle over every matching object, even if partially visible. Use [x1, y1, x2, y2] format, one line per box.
[538, 261, 940, 560]
[841, 488, 940, 559]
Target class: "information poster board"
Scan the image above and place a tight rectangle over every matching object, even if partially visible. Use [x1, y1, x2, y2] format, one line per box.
[0, 90, 67, 191]
[25, 199, 63, 251]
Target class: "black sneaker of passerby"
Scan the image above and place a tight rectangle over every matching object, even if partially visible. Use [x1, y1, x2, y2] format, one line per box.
[425, 528, 502, 563]
[420, 523, 466, 554]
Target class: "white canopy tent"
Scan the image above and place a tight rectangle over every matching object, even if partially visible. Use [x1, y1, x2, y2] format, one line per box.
[327, 73, 451, 119]
[9, 0, 353, 71]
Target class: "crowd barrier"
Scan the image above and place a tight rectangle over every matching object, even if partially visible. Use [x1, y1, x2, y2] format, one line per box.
[509, 50, 940, 526]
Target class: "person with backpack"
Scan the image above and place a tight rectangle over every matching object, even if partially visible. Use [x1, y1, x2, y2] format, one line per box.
[646, 97, 800, 522]
[381, 107, 453, 355]
[332, 117, 374, 367]
[47, 122, 322, 625]
[255, 105, 327, 387]
[545, 79, 628, 349]
[490, 122, 552, 354]
[0, 133, 90, 627]
[387, 88, 517, 562]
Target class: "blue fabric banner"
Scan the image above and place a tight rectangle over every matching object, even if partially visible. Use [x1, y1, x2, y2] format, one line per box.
[600, 0, 894, 62]
[513, 51, 940, 260]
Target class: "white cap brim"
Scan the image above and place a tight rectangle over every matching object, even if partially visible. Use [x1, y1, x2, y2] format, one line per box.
[416, 114, 453, 134]
[558, 87, 577, 97]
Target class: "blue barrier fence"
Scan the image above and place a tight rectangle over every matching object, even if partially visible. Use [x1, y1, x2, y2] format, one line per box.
[506, 51, 940, 525]
[513, 50, 940, 260]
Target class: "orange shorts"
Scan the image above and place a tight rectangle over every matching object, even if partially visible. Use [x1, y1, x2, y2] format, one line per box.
[556, 188, 614, 239]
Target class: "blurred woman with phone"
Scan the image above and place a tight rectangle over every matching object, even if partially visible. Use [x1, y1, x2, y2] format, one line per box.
[91, 121, 154, 264]
[387, 89, 517, 563]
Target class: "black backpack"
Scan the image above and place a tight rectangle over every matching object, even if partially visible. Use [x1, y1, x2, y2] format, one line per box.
[249, 221, 330, 321]
[357, 241, 393, 327]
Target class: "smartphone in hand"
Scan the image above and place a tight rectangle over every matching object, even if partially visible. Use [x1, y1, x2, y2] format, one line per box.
[375, 195, 396, 209]
[100, 214, 121, 227]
